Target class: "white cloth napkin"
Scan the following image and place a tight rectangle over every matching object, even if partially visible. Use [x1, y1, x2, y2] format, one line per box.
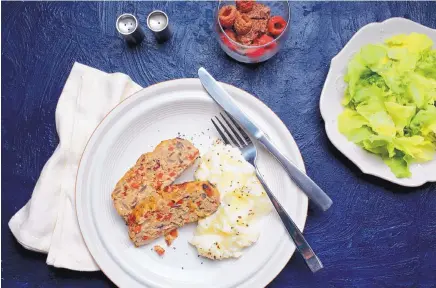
[8, 62, 142, 271]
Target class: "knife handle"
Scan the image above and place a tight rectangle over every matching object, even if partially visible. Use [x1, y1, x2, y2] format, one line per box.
[259, 135, 333, 211]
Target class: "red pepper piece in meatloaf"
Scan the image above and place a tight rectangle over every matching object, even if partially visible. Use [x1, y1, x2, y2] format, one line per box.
[127, 181, 220, 247]
[154, 245, 165, 256]
[164, 229, 178, 246]
[111, 138, 199, 221]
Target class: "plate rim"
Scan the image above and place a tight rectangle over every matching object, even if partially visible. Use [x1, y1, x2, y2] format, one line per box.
[319, 17, 436, 187]
[76, 78, 308, 288]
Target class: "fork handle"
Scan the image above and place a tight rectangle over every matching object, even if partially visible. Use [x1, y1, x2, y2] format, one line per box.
[255, 169, 323, 273]
[258, 135, 333, 211]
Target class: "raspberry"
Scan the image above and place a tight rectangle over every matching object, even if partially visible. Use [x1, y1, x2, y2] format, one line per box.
[253, 34, 273, 45]
[224, 29, 237, 42]
[234, 14, 253, 36]
[218, 5, 237, 28]
[220, 31, 237, 51]
[268, 16, 287, 37]
[253, 34, 277, 50]
[236, 0, 254, 13]
[245, 47, 266, 58]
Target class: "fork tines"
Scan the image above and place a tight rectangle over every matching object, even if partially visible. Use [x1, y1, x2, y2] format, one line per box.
[211, 112, 252, 148]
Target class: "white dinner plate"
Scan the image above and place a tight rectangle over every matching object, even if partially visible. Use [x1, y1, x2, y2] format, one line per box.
[76, 79, 308, 288]
[320, 18, 436, 187]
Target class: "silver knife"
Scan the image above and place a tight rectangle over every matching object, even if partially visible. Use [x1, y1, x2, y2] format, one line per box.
[198, 67, 333, 211]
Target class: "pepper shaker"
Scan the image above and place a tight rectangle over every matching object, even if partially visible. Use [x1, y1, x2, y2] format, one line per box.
[116, 13, 145, 45]
[147, 10, 171, 43]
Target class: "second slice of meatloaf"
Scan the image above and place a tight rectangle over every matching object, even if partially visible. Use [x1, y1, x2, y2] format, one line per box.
[111, 138, 199, 220]
[127, 181, 220, 247]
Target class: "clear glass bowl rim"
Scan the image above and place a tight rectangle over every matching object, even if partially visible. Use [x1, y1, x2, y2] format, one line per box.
[216, 0, 291, 49]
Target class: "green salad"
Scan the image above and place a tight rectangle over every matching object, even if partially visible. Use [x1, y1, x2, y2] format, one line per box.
[338, 33, 436, 178]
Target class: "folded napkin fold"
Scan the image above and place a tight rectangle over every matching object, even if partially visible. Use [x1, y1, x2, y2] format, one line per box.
[8, 62, 142, 271]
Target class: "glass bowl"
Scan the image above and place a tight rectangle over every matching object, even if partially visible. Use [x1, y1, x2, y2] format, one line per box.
[215, 0, 291, 64]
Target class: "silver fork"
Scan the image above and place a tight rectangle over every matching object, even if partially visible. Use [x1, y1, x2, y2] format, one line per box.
[211, 112, 323, 273]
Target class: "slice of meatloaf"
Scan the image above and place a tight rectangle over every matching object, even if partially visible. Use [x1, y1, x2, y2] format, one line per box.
[127, 181, 220, 247]
[111, 138, 199, 220]
[164, 229, 178, 246]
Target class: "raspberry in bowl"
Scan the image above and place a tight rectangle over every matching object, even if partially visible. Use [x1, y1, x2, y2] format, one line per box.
[215, 0, 290, 63]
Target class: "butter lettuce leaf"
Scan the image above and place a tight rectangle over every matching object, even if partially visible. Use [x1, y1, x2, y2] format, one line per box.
[356, 101, 396, 137]
[338, 33, 436, 178]
[344, 54, 369, 98]
[407, 73, 436, 108]
[409, 105, 436, 139]
[384, 102, 416, 135]
[383, 155, 411, 178]
[385, 33, 433, 54]
[362, 135, 395, 158]
[416, 50, 436, 79]
[338, 109, 373, 143]
[393, 136, 434, 162]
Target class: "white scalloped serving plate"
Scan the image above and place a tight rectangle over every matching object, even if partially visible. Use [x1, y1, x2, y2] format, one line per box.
[320, 18, 436, 187]
[76, 79, 307, 288]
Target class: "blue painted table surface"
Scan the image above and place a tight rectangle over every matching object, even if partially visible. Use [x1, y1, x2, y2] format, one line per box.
[2, 1, 436, 287]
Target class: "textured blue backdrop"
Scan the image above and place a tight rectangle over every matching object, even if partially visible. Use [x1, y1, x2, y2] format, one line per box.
[2, 1, 436, 287]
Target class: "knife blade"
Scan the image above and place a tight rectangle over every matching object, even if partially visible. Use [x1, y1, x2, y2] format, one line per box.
[198, 67, 333, 211]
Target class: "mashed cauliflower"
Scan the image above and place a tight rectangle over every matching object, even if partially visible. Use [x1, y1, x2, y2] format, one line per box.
[190, 141, 272, 259]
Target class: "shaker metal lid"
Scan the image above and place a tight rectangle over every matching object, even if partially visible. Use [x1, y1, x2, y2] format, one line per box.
[147, 10, 169, 32]
[116, 13, 139, 35]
